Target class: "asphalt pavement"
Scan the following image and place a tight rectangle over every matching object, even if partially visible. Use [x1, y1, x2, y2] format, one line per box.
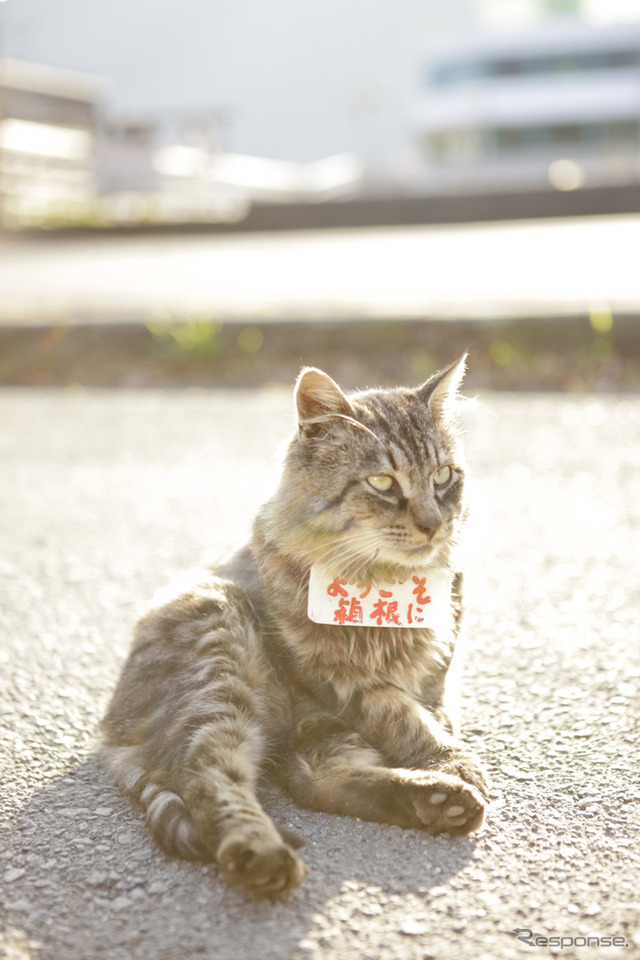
[1, 385, 639, 960]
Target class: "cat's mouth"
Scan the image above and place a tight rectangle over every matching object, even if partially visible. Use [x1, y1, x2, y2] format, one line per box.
[308, 522, 450, 580]
[376, 535, 442, 569]
[382, 524, 456, 568]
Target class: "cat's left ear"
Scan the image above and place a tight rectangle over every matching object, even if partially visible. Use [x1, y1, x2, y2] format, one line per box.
[417, 353, 467, 419]
[295, 367, 353, 433]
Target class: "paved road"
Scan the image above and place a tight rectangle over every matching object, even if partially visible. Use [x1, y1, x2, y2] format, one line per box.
[1, 386, 639, 960]
[2, 215, 640, 324]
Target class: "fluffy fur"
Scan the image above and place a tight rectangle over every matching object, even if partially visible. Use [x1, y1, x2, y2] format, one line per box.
[101, 357, 489, 898]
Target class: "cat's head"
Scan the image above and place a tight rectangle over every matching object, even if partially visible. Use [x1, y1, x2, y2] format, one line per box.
[268, 357, 470, 580]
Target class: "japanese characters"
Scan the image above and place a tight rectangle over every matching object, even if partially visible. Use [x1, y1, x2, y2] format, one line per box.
[307, 567, 451, 630]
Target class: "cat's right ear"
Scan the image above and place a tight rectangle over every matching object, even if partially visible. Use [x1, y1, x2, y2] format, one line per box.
[295, 367, 353, 438]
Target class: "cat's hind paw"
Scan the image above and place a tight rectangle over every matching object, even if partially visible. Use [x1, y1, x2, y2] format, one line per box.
[407, 772, 486, 836]
[216, 833, 306, 899]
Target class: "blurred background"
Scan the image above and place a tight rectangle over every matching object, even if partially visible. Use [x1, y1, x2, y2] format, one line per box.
[1, 0, 640, 389]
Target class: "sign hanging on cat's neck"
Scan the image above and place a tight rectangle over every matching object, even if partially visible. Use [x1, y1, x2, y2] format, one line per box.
[307, 564, 451, 631]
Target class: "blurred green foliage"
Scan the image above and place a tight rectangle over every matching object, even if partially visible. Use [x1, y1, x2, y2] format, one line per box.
[146, 314, 224, 360]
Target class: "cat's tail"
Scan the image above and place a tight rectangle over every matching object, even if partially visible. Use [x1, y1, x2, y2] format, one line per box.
[100, 743, 305, 861]
[100, 744, 206, 860]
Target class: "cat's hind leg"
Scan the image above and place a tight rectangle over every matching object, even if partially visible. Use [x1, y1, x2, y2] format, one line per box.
[284, 713, 486, 836]
[104, 738, 305, 897]
[101, 580, 306, 898]
[179, 723, 306, 897]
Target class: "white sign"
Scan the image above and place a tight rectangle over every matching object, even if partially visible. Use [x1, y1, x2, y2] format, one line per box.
[307, 565, 451, 630]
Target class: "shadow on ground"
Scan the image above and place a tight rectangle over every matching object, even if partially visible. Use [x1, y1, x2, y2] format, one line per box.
[1, 757, 480, 960]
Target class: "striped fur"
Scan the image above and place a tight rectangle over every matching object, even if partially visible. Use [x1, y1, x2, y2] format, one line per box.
[101, 357, 489, 898]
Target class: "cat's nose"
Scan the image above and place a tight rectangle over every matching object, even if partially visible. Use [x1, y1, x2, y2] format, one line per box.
[412, 501, 443, 535]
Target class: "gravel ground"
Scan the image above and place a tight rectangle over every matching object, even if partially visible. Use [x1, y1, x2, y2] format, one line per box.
[1, 387, 639, 960]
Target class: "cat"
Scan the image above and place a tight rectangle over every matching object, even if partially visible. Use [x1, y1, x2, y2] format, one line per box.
[101, 356, 490, 899]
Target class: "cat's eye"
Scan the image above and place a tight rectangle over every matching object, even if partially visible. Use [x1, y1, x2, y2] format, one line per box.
[433, 465, 452, 487]
[367, 474, 394, 493]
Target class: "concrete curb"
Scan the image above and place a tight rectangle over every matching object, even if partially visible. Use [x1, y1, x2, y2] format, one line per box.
[11, 182, 640, 237]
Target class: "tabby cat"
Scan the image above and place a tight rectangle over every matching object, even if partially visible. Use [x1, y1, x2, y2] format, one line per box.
[101, 357, 489, 898]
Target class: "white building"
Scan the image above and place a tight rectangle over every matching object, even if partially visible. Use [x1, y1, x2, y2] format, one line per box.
[0, 58, 100, 226]
[414, 19, 640, 193]
[0, 0, 480, 180]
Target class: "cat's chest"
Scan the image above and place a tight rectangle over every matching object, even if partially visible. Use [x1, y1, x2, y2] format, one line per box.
[253, 543, 452, 692]
[294, 619, 449, 698]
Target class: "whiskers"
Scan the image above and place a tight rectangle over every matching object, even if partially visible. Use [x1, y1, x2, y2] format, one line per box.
[311, 517, 464, 580]
[273, 529, 391, 613]
[314, 529, 389, 582]
[291, 569, 313, 611]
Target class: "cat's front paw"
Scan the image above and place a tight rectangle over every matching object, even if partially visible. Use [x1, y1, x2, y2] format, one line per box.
[443, 751, 491, 799]
[216, 832, 306, 899]
[407, 772, 486, 836]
